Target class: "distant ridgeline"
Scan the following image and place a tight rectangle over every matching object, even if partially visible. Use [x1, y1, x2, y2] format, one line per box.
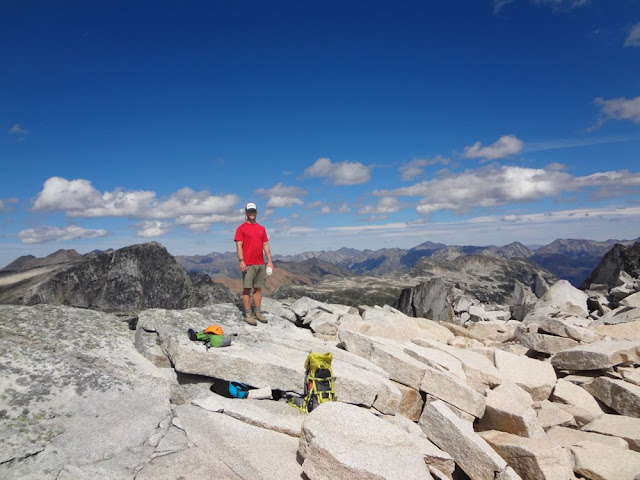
[172, 237, 640, 288]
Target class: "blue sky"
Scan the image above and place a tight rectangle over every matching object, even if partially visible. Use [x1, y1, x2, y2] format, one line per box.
[2, 0, 640, 268]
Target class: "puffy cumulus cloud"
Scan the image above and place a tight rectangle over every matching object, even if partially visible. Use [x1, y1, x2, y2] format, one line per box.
[462, 135, 524, 160]
[18, 225, 109, 244]
[399, 156, 449, 181]
[255, 183, 306, 209]
[359, 197, 403, 215]
[156, 187, 238, 217]
[376, 164, 640, 215]
[593, 96, 640, 126]
[33, 177, 106, 212]
[625, 23, 640, 47]
[137, 220, 172, 238]
[304, 157, 371, 185]
[32, 177, 240, 224]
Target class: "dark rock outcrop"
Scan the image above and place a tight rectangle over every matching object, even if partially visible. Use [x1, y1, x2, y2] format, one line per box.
[0, 242, 235, 311]
[411, 254, 557, 304]
[580, 242, 640, 290]
[395, 277, 453, 322]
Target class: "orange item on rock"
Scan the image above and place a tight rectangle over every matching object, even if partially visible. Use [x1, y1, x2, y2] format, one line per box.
[203, 325, 224, 335]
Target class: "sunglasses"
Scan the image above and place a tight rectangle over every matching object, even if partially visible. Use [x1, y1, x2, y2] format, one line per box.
[246, 209, 257, 213]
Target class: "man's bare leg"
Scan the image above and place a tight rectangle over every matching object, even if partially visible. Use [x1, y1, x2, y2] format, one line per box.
[252, 288, 267, 323]
[252, 288, 262, 309]
[242, 288, 253, 312]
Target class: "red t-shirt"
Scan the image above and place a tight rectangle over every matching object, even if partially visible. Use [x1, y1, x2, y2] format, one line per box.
[234, 222, 268, 265]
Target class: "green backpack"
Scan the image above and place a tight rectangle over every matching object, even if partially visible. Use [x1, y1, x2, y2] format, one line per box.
[188, 328, 232, 349]
[289, 352, 337, 413]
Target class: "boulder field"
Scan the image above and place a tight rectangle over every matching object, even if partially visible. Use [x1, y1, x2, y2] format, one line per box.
[1, 272, 640, 480]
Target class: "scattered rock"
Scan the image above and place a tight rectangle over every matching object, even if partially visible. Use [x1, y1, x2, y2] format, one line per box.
[476, 383, 545, 438]
[480, 430, 574, 480]
[420, 400, 513, 480]
[570, 440, 640, 480]
[582, 414, 640, 451]
[550, 339, 640, 370]
[493, 349, 557, 401]
[299, 402, 449, 480]
[582, 376, 640, 418]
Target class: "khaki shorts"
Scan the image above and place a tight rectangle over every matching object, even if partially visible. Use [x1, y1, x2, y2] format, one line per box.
[243, 264, 266, 289]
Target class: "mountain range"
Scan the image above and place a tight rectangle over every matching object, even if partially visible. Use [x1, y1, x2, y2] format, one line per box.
[2, 237, 638, 307]
[171, 237, 640, 287]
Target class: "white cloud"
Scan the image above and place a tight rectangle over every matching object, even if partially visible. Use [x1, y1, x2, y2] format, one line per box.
[399, 156, 449, 181]
[32, 177, 240, 226]
[174, 213, 243, 231]
[625, 23, 640, 47]
[137, 220, 172, 238]
[376, 164, 640, 215]
[33, 177, 152, 215]
[593, 96, 640, 126]
[462, 135, 524, 160]
[18, 225, 109, 244]
[255, 183, 306, 208]
[156, 187, 239, 217]
[359, 197, 403, 215]
[308, 201, 351, 214]
[304, 157, 371, 185]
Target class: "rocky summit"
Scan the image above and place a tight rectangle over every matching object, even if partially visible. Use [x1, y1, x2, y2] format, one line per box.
[2, 244, 640, 480]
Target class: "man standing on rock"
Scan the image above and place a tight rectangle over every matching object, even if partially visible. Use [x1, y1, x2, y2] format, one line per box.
[234, 202, 273, 325]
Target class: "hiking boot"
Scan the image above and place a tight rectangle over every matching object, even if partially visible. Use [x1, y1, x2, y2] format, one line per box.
[244, 312, 257, 326]
[254, 310, 268, 323]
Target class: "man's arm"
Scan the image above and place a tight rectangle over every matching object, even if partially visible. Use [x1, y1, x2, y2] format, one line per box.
[236, 241, 247, 272]
[263, 242, 273, 268]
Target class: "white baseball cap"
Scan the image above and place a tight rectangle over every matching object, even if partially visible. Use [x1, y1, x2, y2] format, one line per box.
[245, 202, 257, 211]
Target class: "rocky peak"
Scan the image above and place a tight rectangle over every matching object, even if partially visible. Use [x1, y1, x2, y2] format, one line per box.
[581, 242, 640, 289]
[0, 241, 235, 311]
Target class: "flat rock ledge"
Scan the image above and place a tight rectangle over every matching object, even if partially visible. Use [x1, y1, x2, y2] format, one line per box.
[2, 272, 640, 480]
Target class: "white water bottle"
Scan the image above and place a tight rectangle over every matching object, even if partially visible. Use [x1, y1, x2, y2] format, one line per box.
[266, 266, 273, 276]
